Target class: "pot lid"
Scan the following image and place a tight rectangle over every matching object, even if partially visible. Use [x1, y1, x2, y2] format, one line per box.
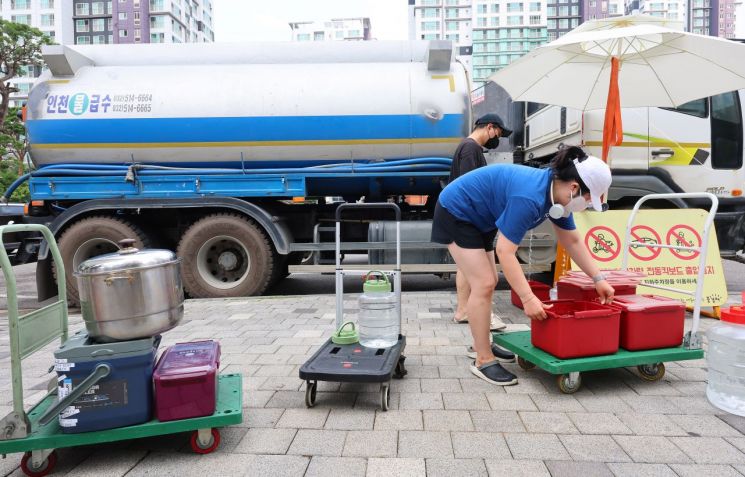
[75, 239, 180, 275]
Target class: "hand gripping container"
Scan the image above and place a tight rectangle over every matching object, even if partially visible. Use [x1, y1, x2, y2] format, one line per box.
[511, 281, 552, 309]
[531, 300, 621, 359]
[154, 340, 221, 422]
[557, 277, 637, 301]
[611, 295, 685, 351]
[53, 331, 159, 433]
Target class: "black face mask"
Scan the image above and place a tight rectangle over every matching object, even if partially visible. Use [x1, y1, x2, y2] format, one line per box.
[484, 136, 500, 150]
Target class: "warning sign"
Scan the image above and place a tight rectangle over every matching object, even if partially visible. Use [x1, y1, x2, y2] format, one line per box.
[629, 225, 662, 261]
[572, 209, 727, 307]
[584, 226, 621, 262]
[666, 224, 702, 261]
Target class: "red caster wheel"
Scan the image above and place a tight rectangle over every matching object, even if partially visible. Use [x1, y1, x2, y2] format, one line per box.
[190, 428, 221, 454]
[21, 451, 57, 477]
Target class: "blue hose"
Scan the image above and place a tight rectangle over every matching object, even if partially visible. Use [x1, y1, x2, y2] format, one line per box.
[2, 173, 31, 200]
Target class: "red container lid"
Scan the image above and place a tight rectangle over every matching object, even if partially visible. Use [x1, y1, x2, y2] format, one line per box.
[156, 340, 220, 377]
[611, 294, 684, 312]
[721, 306, 745, 325]
[544, 300, 618, 320]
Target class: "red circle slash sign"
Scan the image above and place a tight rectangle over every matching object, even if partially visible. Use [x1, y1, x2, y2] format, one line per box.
[666, 224, 702, 260]
[628, 225, 662, 261]
[585, 226, 621, 262]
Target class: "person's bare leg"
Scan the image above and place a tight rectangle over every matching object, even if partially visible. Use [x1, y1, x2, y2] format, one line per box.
[454, 268, 470, 322]
[448, 243, 496, 366]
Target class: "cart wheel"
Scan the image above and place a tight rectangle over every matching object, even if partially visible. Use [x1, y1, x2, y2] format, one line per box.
[21, 451, 57, 477]
[394, 356, 408, 379]
[517, 356, 536, 371]
[305, 381, 317, 408]
[637, 363, 666, 381]
[381, 383, 391, 411]
[557, 373, 582, 394]
[190, 428, 221, 454]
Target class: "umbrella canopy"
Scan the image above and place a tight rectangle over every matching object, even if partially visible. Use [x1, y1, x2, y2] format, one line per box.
[488, 14, 745, 159]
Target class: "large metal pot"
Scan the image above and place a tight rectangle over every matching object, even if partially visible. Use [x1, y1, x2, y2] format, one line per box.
[75, 239, 183, 342]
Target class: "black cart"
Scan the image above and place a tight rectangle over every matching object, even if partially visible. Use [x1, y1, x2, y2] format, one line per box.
[299, 203, 407, 411]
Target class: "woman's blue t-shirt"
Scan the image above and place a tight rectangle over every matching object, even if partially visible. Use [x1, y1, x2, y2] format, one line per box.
[439, 164, 575, 245]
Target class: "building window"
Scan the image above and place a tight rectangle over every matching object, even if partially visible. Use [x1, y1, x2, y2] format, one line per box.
[119, 29, 128, 37]
[75, 19, 90, 32]
[559, 18, 569, 28]
[559, 6, 569, 15]
[75, 3, 90, 15]
[119, 12, 128, 21]
[76, 36, 91, 44]
[135, 28, 141, 41]
[91, 2, 105, 14]
[572, 5, 579, 15]
[530, 15, 541, 24]
[107, 18, 113, 30]
[491, 4, 499, 12]
[40, 0, 54, 8]
[422, 33, 440, 40]
[11, 0, 31, 8]
[508, 15, 522, 25]
[530, 2, 541, 11]
[348, 29, 361, 37]
[92, 35, 106, 44]
[314, 31, 324, 41]
[297, 33, 310, 41]
[477, 17, 487, 26]
[40, 14, 55, 27]
[421, 21, 440, 30]
[134, 11, 140, 25]
[477, 4, 487, 13]
[507, 2, 523, 12]
[446, 33, 459, 41]
[446, 21, 459, 30]
[92, 18, 105, 31]
[548, 6, 557, 15]
[150, 16, 164, 28]
[491, 16, 500, 26]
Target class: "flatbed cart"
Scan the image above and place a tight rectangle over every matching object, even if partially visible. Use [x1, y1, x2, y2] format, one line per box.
[493, 193, 717, 394]
[0, 224, 243, 476]
[299, 203, 407, 411]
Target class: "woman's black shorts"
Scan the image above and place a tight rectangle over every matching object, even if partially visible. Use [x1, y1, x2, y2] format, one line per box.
[431, 202, 497, 251]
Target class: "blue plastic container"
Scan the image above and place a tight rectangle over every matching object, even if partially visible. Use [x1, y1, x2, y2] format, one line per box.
[53, 332, 159, 433]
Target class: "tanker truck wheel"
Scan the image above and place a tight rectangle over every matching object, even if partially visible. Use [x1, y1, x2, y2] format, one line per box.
[56, 216, 149, 306]
[177, 213, 275, 298]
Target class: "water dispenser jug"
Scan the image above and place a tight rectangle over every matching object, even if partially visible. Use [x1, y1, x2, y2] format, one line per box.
[358, 271, 398, 348]
[706, 305, 745, 416]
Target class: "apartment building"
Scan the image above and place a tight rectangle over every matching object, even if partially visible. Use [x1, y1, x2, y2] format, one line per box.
[289, 17, 371, 41]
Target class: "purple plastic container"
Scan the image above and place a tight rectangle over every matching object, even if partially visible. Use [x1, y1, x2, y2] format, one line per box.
[153, 340, 220, 422]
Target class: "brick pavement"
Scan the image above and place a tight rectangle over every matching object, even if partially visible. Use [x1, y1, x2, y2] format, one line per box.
[0, 290, 743, 476]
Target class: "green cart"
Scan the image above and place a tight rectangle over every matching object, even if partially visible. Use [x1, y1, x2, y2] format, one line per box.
[495, 192, 716, 394]
[0, 224, 243, 476]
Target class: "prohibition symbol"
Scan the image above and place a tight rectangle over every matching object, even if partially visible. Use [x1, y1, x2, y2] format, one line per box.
[629, 225, 662, 261]
[666, 224, 701, 260]
[585, 226, 621, 262]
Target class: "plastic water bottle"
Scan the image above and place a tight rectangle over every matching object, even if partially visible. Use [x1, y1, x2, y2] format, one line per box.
[549, 287, 558, 301]
[358, 271, 399, 348]
[706, 305, 745, 416]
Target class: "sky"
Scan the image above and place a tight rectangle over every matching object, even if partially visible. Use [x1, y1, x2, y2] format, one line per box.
[213, 0, 410, 42]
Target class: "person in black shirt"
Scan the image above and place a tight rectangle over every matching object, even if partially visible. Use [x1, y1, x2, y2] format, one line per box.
[449, 114, 512, 343]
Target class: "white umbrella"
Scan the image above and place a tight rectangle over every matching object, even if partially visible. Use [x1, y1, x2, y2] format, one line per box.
[488, 14, 745, 159]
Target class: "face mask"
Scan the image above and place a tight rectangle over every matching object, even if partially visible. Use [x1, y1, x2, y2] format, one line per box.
[564, 189, 590, 216]
[484, 129, 500, 149]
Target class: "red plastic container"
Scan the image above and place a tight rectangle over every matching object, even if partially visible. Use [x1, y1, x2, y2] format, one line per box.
[511, 280, 552, 309]
[557, 278, 637, 301]
[153, 340, 221, 422]
[611, 295, 685, 350]
[531, 300, 621, 359]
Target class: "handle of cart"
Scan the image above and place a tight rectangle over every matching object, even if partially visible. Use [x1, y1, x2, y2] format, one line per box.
[334, 203, 401, 330]
[621, 192, 719, 350]
[0, 224, 68, 440]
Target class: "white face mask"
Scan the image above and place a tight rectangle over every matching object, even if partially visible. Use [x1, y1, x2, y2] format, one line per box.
[563, 189, 590, 217]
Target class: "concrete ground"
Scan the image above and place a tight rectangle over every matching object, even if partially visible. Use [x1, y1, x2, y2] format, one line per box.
[0, 290, 743, 477]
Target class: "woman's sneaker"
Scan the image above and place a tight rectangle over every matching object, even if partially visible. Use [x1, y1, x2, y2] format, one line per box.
[466, 344, 515, 363]
[470, 360, 518, 386]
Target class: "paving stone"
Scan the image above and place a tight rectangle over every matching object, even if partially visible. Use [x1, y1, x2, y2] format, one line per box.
[245, 390, 276, 408]
[616, 413, 688, 436]
[438, 365, 474, 379]
[470, 410, 526, 433]
[568, 412, 633, 435]
[236, 455, 310, 477]
[276, 408, 329, 429]
[398, 431, 454, 458]
[668, 414, 742, 437]
[342, 430, 398, 457]
[366, 458, 426, 477]
[354, 391, 399, 410]
[442, 392, 490, 410]
[420, 378, 462, 393]
[559, 434, 631, 462]
[374, 410, 423, 430]
[425, 458, 488, 477]
[717, 414, 745, 435]
[484, 459, 550, 477]
[672, 437, 745, 464]
[423, 410, 474, 431]
[519, 411, 579, 434]
[606, 463, 678, 477]
[669, 396, 722, 415]
[621, 396, 682, 414]
[388, 378, 422, 393]
[530, 394, 586, 412]
[263, 390, 305, 408]
[451, 432, 511, 459]
[504, 433, 571, 460]
[287, 429, 347, 457]
[399, 392, 444, 410]
[503, 377, 549, 394]
[304, 457, 367, 477]
[485, 393, 536, 411]
[234, 428, 297, 454]
[68, 449, 147, 477]
[613, 436, 692, 463]
[324, 408, 376, 430]
[544, 461, 613, 477]
[669, 464, 743, 477]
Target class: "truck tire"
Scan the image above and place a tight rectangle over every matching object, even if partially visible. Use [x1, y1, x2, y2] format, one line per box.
[56, 216, 149, 306]
[177, 213, 275, 298]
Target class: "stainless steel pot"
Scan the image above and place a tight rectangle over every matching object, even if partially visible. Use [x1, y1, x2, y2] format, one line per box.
[75, 239, 184, 342]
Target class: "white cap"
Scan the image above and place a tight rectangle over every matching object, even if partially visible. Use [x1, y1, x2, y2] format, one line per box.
[574, 156, 612, 212]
